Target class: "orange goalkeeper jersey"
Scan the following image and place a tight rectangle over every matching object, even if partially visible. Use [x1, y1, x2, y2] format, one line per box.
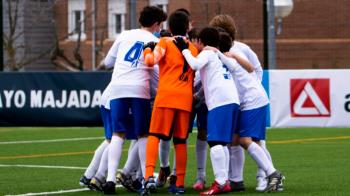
[144, 36, 198, 112]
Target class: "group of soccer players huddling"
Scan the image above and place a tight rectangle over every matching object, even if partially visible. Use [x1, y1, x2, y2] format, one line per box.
[79, 5, 284, 196]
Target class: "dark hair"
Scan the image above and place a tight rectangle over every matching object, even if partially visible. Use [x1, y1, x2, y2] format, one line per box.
[199, 27, 219, 47]
[219, 32, 232, 52]
[188, 28, 199, 40]
[139, 6, 167, 27]
[175, 8, 190, 17]
[168, 11, 189, 36]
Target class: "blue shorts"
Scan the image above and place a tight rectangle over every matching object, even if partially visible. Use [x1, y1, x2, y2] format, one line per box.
[100, 106, 113, 140]
[236, 105, 268, 141]
[207, 103, 240, 143]
[100, 105, 136, 140]
[110, 98, 151, 139]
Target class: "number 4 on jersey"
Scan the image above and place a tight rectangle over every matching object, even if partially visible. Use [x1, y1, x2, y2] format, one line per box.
[124, 41, 144, 67]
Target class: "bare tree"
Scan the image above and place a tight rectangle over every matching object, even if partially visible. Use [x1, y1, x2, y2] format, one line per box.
[2, 0, 56, 71]
[2, 0, 108, 71]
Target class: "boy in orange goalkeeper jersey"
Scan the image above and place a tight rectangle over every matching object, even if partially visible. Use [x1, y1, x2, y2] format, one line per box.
[141, 10, 198, 195]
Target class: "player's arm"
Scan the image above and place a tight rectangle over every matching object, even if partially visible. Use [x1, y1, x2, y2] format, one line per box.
[217, 51, 240, 72]
[143, 39, 166, 67]
[104, 36, 123, 68]
[226, 52, 254, 73]
[246, 48, 263, 81]
[173, 37, 208, 70]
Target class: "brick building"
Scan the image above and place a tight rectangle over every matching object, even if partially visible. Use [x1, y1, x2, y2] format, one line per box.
[4, 0, 350, 70]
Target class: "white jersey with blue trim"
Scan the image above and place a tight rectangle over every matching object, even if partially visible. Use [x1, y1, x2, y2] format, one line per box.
[230, 41, 263, 82]
[182, 49, 240, 111]
[106, 29, 159, 100]
[217, 51, 269, 111]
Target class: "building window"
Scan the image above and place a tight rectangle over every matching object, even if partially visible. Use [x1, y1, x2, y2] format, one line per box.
[108, 0, 126, 39]
[150, 0, 168, 29]
[68, 0, 86, 40]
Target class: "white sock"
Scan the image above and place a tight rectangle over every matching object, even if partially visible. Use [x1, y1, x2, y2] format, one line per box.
[172, 148, 177, 175]
[138, 137, 148, 178]
[247, 142, 276, 176]
[210, 145, 228, 185]
[257, 140, 272, 178]
[159, 140, 171, 167]
[122, 141, 139, 174]
[196, 139, 207, 180]
[128, 140, 137, 156]
[136, 165, 143, 180]
[84, 140, 109, 179]
[223, 146, 229, 175]
[228, 145, 245, 182]
[106, 135, 124, 182]
[95, 145, 109, 181]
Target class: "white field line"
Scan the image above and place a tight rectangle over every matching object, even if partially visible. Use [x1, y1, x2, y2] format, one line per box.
[5, 185, 126, 196]
[4, 188, 91, 196]
[0, 164, 86, 170]
[0, 136, 104, 145]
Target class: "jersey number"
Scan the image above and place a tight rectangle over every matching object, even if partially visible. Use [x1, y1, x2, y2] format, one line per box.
[124, 41, 144, 67]
[222, 64, 231, 80]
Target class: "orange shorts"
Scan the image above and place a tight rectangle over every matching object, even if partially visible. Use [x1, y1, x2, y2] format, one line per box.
[149, 107, 190, 139]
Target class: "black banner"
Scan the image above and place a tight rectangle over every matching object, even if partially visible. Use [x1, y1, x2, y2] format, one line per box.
[0, 72, 111, 126]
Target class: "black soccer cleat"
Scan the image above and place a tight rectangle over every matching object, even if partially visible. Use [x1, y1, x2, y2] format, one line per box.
[264, 170, 285, 192]
[118, 172, 137, 192]
[230, 180, 246, 192]
[102, 181, 116, 195]
[88, 177, 105, 192]
[79, 175, 91, 187]
[156, 166, 171, 187]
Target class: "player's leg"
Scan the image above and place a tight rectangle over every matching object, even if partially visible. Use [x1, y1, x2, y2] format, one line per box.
[131, 98, 151, 179]
[169, 109, 191, 194]
[228, 134, 246, 192]
[117, 140, 141, 192]
[156, 139, 171, 187]
[200, 104, 238, 195]
[193, 103, 208, 191]
[89, 144, 109, 192]
[239, 105, 284, 192]
[79, 105, 111, 187]
[102, 98, 129, 195]
[142, 107, 174, 195]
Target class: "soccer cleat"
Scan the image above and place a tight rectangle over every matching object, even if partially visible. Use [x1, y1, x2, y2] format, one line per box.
[118, 172, 136, 192]
[140, 176, 156, 196]
[255, 177, 267, 192]
[102, 181, 116, 195]
[192, 178, 206, 191]
[168, 186, 185, 195]
[264, 170, 285, 192]
[132, 178, 143, 192]
[79, 176, 91, 187]
[230, 180, 246, 192]
[156, 166, 171, 187]
[277, 180, 284, 191]
[167, 174, 177, 193]
[116, 171, 122, 184]
[88, 177, 105, 192]
[200, 180, 231, 195]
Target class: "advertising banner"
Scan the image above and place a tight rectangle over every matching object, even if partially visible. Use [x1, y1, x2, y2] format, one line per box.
[269, 70, 350, 127]
[0, 72, 111, 126]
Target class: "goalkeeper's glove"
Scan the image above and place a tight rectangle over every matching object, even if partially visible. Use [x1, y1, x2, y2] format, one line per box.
[143, 41, 157, 51]
[173, 36, 189, 52]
